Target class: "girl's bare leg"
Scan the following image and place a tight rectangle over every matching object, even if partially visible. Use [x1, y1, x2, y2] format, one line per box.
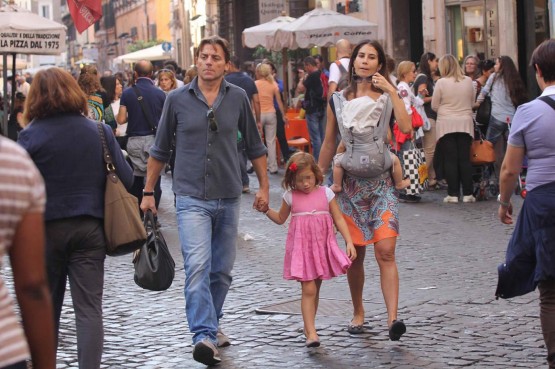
[301, 280, 320, 342]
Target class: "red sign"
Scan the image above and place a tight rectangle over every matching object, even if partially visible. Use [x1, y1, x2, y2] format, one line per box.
[68, 0, 102, 34]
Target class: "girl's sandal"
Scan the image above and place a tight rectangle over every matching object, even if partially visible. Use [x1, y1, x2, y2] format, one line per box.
[305, 338, 320, 347]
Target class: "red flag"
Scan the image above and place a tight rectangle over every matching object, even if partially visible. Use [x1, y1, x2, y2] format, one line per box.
[68, 0, 102, 34]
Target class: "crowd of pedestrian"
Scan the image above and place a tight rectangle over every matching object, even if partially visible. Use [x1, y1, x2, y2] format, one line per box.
[1, 34, 554, 369]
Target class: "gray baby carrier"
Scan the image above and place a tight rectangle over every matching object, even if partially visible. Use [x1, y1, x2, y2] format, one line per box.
[332, 91, 393, 179]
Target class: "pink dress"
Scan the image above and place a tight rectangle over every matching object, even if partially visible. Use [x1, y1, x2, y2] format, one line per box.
[283, 186, 352, 281]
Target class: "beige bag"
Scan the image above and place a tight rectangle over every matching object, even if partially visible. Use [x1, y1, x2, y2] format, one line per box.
[98, 123, 146, 256]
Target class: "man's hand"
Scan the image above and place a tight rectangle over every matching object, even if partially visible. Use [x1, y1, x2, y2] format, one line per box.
[498, 203, 513, 225]
[253, 188, 269, 213]
[140, 195, 157, 216]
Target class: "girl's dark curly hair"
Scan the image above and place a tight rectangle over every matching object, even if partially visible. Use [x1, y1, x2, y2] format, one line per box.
[281, 152, 323, 191]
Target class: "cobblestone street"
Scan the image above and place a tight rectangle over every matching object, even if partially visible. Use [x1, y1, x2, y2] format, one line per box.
[41, 172, 546, 368]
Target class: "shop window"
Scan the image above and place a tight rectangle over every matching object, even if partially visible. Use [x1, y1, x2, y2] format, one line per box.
[462, 4, 486, 60]
[446, 5, 463, 62]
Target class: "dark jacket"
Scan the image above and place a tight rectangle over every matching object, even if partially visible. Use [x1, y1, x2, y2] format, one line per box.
[496, 180, 555, 299]
[18, 113, 133, 221]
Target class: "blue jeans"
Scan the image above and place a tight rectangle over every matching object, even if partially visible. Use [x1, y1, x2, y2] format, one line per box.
[305, 109, 326, 161]
[175, 195, 240, 345]
[486, 115, 509, 145]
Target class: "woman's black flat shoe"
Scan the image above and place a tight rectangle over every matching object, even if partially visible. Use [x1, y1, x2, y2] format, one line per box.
[388, 320, 406, 341]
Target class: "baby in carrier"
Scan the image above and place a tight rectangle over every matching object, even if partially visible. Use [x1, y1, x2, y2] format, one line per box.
[330, 141, 409, 193]
[329, 92, 410, 193]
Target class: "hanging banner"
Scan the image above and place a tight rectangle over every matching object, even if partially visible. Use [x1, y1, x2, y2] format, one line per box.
[259, 0, 286, 24]
[68, 0, 102, 34]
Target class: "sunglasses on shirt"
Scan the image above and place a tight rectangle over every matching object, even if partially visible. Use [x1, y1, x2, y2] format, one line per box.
[207, 108, 218, 132]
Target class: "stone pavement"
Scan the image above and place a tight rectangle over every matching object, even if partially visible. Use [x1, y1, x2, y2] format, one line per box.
[31, 172, 548, 368]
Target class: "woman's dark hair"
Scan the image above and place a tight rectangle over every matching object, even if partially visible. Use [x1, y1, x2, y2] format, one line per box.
[23, 67, 88, 124]
[418, 52, 436, 77]
[343, 40, 390, 99]
[480, 59, 495, 73]
[529, 38, 555, 83]
[496, 56, 528, 106]
[100, 76, 117, 103]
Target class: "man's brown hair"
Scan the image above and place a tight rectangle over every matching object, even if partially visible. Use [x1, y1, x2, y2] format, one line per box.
[196, 36, 231, 63]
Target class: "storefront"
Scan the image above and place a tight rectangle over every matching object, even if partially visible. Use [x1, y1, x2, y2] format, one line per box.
[443, 0, 551, 96]
[444, 0, 501, 62]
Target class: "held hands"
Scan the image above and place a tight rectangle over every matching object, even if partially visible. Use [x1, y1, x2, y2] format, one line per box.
[346, 242, 357, 261]
[498, 203, 513, 224]
[253, 190, 269, 213]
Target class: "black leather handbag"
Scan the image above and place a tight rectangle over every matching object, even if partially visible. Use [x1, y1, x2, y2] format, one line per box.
[475, 95, 492, 126]
[133, 210, 175, 291]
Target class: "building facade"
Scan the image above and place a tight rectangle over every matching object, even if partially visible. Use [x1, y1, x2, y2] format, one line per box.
[217, 0, 552, 97]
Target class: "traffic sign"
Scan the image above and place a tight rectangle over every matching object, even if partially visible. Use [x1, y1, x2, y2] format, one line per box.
[161, 42, 171, 52]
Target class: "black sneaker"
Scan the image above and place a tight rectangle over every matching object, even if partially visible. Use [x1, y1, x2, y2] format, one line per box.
[399, 193, 421, 203]
[193, 339, 221, 366]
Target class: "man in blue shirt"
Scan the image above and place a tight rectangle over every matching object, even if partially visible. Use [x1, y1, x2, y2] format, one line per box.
[303, 56, 327, 161]
[141, 36, 269, 366]
[117, 60, 166, 210]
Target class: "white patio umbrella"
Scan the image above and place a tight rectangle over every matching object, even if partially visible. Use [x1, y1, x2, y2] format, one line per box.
[113, 44, 173, 64]
[241, 12, 296, 104]
[242, 12, 296, 50]
[270, 5, 378, 50]
[0, 2, 66, 136]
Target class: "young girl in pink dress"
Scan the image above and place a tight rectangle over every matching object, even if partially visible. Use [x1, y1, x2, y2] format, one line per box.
[263, 152, 356, 348]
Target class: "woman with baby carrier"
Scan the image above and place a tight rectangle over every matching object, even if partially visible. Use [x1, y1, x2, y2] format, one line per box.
[318, 40, 411, 341]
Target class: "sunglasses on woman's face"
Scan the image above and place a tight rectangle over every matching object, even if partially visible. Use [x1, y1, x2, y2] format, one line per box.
[352, 74, 374, 83]
[207, 108, 218, 132]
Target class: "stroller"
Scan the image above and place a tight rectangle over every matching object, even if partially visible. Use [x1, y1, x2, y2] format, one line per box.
[471, 124, 498, 201]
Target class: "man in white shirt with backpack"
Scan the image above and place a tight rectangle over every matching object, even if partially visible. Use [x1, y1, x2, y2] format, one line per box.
[328, 39, 352, 98]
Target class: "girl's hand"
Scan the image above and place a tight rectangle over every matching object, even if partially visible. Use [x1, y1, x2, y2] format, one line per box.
[346, 242, 357, 261]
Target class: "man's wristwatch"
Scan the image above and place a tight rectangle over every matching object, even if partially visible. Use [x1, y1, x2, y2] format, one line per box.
[143, 190, 154, 196]
[497, 194, 510, 207]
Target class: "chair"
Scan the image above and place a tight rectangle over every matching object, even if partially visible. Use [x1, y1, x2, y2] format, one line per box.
[285, 118, 312, 154]
[286, 108, 301, 120]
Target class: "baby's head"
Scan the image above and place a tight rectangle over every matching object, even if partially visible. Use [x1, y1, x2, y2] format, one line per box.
[282, 152, 324, 190]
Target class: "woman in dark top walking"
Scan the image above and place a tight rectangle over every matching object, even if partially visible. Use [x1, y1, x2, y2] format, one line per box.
[18, 68, 133, 369]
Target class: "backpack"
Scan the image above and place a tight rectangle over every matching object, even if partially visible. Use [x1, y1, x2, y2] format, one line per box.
[335, 60, 349, 92]
[320, 72, 329, 100]
[332, 91, 393, 179]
